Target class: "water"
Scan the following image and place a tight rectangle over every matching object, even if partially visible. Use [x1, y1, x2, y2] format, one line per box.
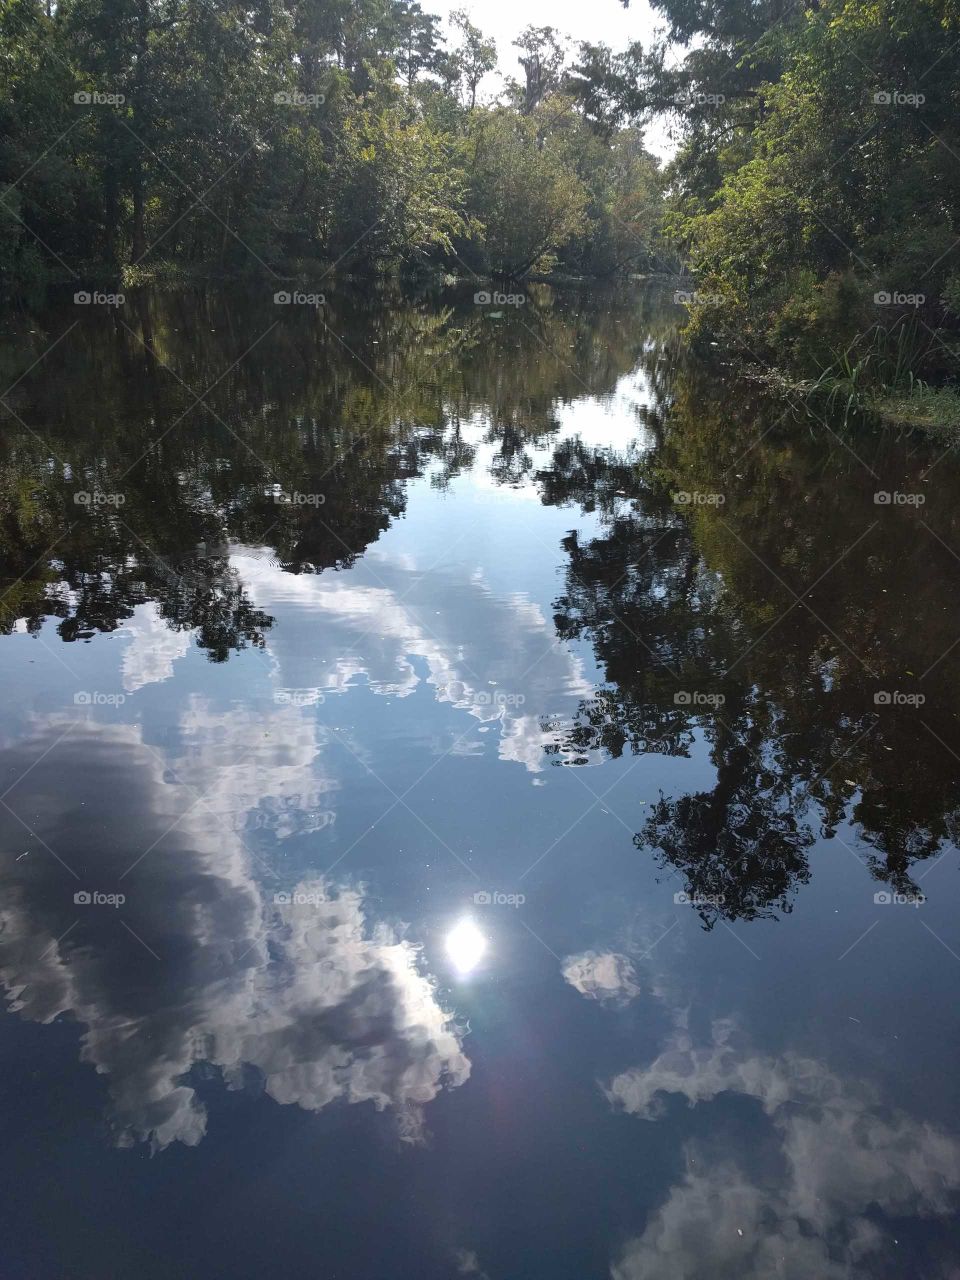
[1, 282, 959, 1278]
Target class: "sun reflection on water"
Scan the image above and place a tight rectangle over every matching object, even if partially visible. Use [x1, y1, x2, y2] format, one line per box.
[445, 918, 486, 974]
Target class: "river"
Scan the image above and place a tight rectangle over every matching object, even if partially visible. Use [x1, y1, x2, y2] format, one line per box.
[0, 280, 958, 1277]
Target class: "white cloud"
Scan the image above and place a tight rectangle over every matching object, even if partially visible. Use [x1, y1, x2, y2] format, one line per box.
[454, 1248, 491, 1278]
[0, 720, 469, 1150]
[562, 951, 641, 1005]
[608, 1021, 960, 1279]
[120, 603, 191, 692]
[233, 548, 595, 771]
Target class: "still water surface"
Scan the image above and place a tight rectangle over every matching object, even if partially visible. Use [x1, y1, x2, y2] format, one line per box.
[1, 283, 960, 1277]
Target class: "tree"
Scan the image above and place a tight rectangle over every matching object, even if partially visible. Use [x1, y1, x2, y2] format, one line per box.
[394, 0, 445, 89]
[674, 0, 960, 368]
[511, 24, 565, 115]
[0, 0, 667, 284]
[448, 8, 495, 110]
[330, 102, 467, 270]
[466, 107, 589, 278]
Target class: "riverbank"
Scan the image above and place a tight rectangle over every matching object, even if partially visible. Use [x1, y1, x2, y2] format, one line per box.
[744, 364, 960, 441]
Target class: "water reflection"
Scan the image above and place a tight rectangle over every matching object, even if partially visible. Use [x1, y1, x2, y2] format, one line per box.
[2, 282, 960, 1275]
[230, 546, 592, 770]
[608, 1020, 960, 1278]
[0, 723, 468, 1149]
[2, 283, 960, 921]
[446, 919, 486, 975]
[561, 951, 641, 1006]
[547, 363, 960, 917]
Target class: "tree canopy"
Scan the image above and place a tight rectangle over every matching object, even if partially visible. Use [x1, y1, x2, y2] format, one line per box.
[0, 0, 668, 290]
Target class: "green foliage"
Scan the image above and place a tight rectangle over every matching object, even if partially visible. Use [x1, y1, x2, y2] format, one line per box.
[447, 8, 496, 110]
[0, 0, 666, 288]
[464, 106, 589, 278]
[652, 0, 960, 391]
[802, 318, 955, 427]
[330, 103, 467, 268]
[875, 385, 960, 436]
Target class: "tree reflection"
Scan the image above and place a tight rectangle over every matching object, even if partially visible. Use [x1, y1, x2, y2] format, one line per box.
[548, 353, 960, 920]
[6, 281, 960, 921]
[0, 282, 654, 656]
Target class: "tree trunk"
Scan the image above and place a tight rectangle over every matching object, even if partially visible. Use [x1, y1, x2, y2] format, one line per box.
[129, 0, 149, 266]
[131, 165, 146, 263]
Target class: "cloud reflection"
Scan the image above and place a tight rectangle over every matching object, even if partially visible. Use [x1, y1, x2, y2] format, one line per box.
[607, 1020, 960, 1279]
[0, 721, 469, 1149]
[232, 549, 595, 771]
[561, 950, 641, 1005]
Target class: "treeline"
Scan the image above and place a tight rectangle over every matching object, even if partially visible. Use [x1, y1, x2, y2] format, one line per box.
[0, 0, 667, 291]
[632, 0, 960, 387]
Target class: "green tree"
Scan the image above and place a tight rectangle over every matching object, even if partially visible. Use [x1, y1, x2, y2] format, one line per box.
[448, 7, 495, 110]
[466, 107, 589, 277]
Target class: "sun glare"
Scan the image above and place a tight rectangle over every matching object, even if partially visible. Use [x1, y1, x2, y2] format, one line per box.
[445, 918, 486, 974]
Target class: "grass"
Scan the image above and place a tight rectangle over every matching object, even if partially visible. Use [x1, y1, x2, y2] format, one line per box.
[797, 319, 960, 437]
[874, 385, 960, 438]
